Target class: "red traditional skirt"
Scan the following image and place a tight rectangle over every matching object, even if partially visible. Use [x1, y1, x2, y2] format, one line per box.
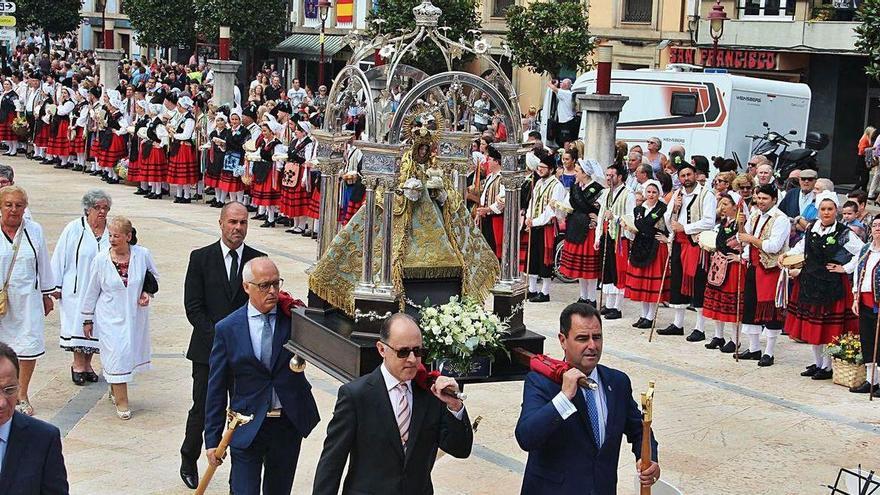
[341, 197, 365, 225]
[34, 123, 51, 148]
[675, 231, 702, 297]
[785, 275, 858, 345]
[94, 134, 126, 168]
[518, 228, 530, 273]
[0, 112, 16, 141]
[47, 119, 72, 156]
[251, 170, 281, 207]
[167, 142, 199, 185]
[204, 150, 221, 188]
[127, 141, 144, 183]
[218, 171, 244, 193]
[614, 237, 630, 289]
[280, 185, 311, 218]
[308, 187, 321, 219]
[625, 242, 670, 303]
[745, 249, 785, 324]
[559, 229, 599, 280]
[70, 127, 86, 154]
[140, 145, 168, 183]
[702, 256, 744, 323]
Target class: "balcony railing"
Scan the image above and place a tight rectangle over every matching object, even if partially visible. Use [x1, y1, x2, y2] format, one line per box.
[738, 0, 796, 19]
[622, 0, 652, 22]
[810, 0, 856, 21]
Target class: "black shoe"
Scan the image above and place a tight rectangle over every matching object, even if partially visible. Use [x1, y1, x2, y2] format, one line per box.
[758, 354, 775, 367]
[311, 232, 319, 240]
[301, 230, 312, 237]
[134, 188, 148, 195]
[259, 220, 276, 228]
[736, 350, 761, 360]
[529, 293, 550, 303]
[656, 324, 684, 336]
[604, 308, 622, 320]
[246, 205, 258, 212]
[276, 217, 291, 227]
[173, 197, 182, 204]
[812, 368, 833, 380]
[148, 193, 163, 200]
[192, 194, 203, 201]
[53, 163, 67, 169]
[873, 388, 880, 398]
[211, 201, 223, 208]
[285, 228, 299, 234]
[71, 368, 85, 386]
[635, 318, 654, 329]
[599, 306, 610, 315]
[180, 458, 199, 490]
[527, 291, 538, 299]
[720, 340, 738, 353]
[705, 337, 726, 350]
[252, 213, 267, 221]
[686, 329, 706, 342]
[145, 193, 156, 199]
[72, 165, 83, 171]
[686, 305, 696, 312]
[107, 178, 120, 185]
[204, 187, 215, 195]
[180, 198, 192, 204]
[849, 381, 879, 394]
[632, 318, 647, 328]
[84, 371, 99, 383]
[800, 364, 818, 377]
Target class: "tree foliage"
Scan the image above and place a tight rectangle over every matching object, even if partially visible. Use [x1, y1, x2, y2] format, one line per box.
[126, 0, 197, 48]
[855, 0, 880, 81]
[368, 0, 480, 75]
[194, 0, 285, 51]
[505, 1, 595, 77]
[17, 0, 82, 35]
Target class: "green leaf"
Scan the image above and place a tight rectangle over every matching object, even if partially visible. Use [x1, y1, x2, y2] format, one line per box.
[505, 1, 595, 76]
[17, 0, 82, 36]
[126, 0, 197, 48]
[856, 0, 880, 82]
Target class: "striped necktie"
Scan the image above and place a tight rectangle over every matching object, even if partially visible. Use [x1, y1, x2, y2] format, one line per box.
[396, 382, 410, 451]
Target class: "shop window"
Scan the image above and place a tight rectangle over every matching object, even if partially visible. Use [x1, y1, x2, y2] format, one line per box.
[740, 0, 795, 19]
[95, 0, 106, 12]
[622, 0, 653, 23]
[670, 92, 698, 116]
[493, 0, 514, 17]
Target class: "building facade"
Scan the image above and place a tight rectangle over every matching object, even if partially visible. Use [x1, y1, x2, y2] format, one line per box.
[78, 0, 147, 58]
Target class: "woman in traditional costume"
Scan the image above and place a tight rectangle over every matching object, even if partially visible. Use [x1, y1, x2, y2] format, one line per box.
[47, 86, 74, 168]
[216, 111, 248, 205]
[142, 104, 169, 200]
[94, 90, 128, 183]
[166, 96, 199, 204]
[247, 123, 283, 227]
[127, 100, 151, 195]
[701, 193, 744, 349]
[850, 216, 880, 397]
[785, 191, 863, 380]
[624, 180, 669, 328]
[557, 159, 604, 306]
[205, 113, 231, 207]
[0, 79, 19, 155]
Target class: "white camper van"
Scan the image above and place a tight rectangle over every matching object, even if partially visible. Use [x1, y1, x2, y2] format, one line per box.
[539, 69, 812, 166]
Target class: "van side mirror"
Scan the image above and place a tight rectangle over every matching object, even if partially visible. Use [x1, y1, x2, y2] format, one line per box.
[789, 129, 797, 135]
[762, 121, 769, 128]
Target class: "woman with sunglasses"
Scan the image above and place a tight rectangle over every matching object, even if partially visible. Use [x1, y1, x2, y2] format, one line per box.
[644, 137, 668, 175]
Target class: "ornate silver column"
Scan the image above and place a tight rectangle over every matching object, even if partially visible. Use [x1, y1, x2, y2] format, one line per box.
[311, 129, 352, 259]
[358, 177, 378, 288]
[436, 131, 477, 201]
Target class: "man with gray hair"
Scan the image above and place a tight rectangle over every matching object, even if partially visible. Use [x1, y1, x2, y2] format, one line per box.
[625, 151, 642, 192]
[548, 78, 577, 145]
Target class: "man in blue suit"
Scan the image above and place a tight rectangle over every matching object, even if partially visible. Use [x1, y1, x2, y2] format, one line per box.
[515, 302, 660, 495]
[204, 257, 320, 495]
[0, 342, 69, 494]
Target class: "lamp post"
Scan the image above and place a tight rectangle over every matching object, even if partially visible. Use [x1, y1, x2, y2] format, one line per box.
[318, 0, 332, 88]
[707, 0, 728, 65]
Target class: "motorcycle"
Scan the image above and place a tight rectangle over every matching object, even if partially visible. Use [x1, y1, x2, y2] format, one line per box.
[745, 122, 828, 180]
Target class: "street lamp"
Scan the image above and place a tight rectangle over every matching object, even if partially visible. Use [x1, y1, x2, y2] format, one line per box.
[318, 0, 332, 88]
[707, 0, 728, 61]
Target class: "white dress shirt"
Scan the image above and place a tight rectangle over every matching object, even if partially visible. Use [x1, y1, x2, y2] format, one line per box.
[379, 363, 465, 421]
[555, 88, 575, 123]
[798, 190, 815, 215]
[664, 183, 718, 235]
[219, 241, 245, 280]
[855, 246, 880, 293]
[480, 172, 506, 214]
[551, 367, 608, 446]
[740, 206, 791, 258]
[246, 302, 281, 409]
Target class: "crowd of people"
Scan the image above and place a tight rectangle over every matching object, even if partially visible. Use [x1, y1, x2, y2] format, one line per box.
[475, 130, 879, 398]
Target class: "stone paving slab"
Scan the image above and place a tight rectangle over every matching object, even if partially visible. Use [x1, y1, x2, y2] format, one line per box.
[9, 156, 879, 495]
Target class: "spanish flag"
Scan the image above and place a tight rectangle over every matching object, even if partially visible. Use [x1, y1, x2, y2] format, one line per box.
[337, 0, 353, 23]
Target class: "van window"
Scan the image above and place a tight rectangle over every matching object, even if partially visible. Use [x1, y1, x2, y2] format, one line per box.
[670, 93, 698, 116]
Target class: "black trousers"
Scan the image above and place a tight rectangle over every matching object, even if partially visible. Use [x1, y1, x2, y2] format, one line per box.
[230, 416, 303, 495]
[181, 361, 210, 462]
[527, 225, 553, 279]
[859, 304, 879, 364]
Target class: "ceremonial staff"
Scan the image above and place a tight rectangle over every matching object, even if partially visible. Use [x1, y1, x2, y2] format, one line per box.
[733, 199, 746, 363]
[194, 410, 253, 495]
[597, 214, 609, 312]
[639, 381, 656, 495]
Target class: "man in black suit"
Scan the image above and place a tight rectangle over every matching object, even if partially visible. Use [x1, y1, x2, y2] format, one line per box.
[0, 342, 69, 494]
[313, 313, 473, 495]
[179, 202, 264, 489]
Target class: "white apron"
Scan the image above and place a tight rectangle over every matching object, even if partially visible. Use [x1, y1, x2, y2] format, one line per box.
[80, 245, 158, 383]
[51, 217, 109, 353]
[0, 220, 55, 358]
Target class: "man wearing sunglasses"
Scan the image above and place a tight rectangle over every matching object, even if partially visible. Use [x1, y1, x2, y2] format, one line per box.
[314, 313, 473, 495]
[204, 257, 320, 495]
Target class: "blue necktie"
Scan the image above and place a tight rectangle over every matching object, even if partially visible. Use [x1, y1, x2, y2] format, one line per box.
[584, 387, 601, 448]
[261, 314, 279, 409]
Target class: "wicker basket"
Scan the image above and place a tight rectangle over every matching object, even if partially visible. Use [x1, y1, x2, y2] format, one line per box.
[832, 358, 866, 388]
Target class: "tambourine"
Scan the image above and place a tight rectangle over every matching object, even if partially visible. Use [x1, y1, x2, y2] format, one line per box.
[698, 231, 718, 252]
[243, 139, 257, 153]
[781, 253, 805, 269]
[620, 215, 636, 232]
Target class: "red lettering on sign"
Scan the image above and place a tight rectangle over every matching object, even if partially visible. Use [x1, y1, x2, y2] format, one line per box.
[684, 48, 780, 71]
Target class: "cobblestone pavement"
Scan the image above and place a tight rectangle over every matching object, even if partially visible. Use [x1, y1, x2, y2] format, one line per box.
[12, 156, 879, 495]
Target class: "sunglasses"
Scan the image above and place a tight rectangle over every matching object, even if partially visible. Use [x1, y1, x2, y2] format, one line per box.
[381, 341, 424, 359]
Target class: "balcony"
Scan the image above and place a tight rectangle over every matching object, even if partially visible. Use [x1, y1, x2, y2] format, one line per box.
[695, 0, 859, 53]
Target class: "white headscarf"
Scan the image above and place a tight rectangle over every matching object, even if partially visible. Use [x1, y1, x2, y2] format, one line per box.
[640, 179, 663, 196]
[178, 96, 193, 110]
[815, 190, 839, 209]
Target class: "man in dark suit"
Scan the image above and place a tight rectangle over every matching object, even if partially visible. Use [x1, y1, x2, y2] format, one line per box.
[179, 201, 264, 489]
[204, 257, 320, 495]
[515, 303, 660, 495]
[313, 313, 473, 495]
[0, 342, 68, 494]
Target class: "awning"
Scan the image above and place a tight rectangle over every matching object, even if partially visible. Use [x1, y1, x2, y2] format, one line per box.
[274, 34, 347, 60]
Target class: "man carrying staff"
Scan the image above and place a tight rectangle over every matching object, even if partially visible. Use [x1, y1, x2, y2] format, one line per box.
[594, 163, 635, 320]
[524, 153, 566, 303]
[475, 145, 505, 260]
[726, 184, 791, 365]
[658, 163, 717, 339]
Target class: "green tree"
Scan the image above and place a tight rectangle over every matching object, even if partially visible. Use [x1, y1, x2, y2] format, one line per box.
[505, 1, 595, 77]
[17, 0, 83, 52]
[194, 0, 286, 52]
[856, 0, 880, 81]
[368, 0, 480, 75]
[126, 0, 196, 49]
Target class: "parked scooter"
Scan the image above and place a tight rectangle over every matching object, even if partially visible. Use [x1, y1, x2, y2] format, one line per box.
[746, 122, 829, 179]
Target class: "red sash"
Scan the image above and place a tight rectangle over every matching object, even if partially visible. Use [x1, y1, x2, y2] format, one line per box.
[543, 221, 556, 266]
[675, 231, 701, 296]
[748, 248, 781, 304]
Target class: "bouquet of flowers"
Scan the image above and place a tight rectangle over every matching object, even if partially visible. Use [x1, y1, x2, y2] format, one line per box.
[419, 296, 509, 376]
[826, 333, 862, 365]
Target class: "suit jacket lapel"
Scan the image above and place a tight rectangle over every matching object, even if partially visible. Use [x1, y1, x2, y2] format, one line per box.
[213, 241, 236, 302]
[367, 368, 405, 462]
[235, 308, 262, 367]
[404, 385, 429, 466]
[597, 366, 616, 453]
[572, 387, 598, 450]
[270, 312, 288, 370]
[0, 412, 28, 490]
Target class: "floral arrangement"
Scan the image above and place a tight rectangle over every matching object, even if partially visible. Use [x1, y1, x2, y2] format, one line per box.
[419, 296, 509, 375]
[826, 333, 863, 364]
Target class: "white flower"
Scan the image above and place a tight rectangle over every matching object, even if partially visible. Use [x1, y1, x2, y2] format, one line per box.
[473, 38, 490, 54]
[379, 44, 396, 59]
[444, 335, 454, 345]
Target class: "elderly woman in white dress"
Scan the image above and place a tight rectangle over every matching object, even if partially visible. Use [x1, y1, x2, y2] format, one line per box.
[80, 216, 158, 420]
[0, 185, 55, 416]
[51, 189, 112, 386]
